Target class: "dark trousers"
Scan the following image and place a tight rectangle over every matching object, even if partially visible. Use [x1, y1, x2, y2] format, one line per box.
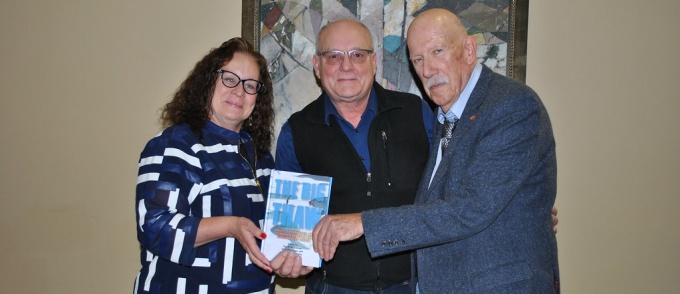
[305, 275, 413, 294]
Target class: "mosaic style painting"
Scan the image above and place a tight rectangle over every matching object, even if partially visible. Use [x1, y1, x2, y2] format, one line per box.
[243, 0, 527, 148]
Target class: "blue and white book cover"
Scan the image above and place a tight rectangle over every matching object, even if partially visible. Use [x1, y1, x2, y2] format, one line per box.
[260, 169, 332, 267]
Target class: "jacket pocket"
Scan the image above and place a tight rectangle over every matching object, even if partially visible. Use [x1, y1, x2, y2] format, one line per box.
[470, 261, 532, 291]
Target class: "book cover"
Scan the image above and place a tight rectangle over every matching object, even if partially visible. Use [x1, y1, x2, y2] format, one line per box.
[260, 169, 332, 268]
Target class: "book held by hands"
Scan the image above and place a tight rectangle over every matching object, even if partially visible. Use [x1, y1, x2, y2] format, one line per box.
[260, 170, 332, 267]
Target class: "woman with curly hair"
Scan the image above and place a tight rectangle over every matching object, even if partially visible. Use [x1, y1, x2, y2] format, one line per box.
[134, 37, 277, 294]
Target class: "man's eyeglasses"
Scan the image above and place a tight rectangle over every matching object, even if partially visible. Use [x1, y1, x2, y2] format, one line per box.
[216, 70, 264, 95]
[317, 49, 373, 65]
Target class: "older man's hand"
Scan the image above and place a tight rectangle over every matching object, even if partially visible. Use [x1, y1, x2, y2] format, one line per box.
[312, 213, 364, 261]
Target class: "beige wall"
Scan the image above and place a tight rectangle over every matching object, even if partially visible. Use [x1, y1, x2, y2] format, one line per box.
[527, 1, 680, 292]
[1, 1, 678, 293]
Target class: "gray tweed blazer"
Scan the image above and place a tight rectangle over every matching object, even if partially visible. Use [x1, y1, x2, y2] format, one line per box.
[362, 66, 559, 293]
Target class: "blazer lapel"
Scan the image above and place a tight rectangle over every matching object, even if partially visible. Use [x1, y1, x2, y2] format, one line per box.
[415, 120, 442, 202]
[419, 67, 494, 198]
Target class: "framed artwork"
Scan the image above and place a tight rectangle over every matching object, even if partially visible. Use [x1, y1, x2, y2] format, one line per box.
[242, 0, 528, 145]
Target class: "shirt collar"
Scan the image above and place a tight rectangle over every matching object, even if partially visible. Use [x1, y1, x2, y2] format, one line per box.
[436, 63, 482, 124]
[205, 120, 243, 141]
[324, 86, 378, 125]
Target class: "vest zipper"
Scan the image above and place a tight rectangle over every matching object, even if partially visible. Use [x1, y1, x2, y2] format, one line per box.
[376, 260, 382, 290]
[381, 131, 392, 187]
[366, 172, 372, 197]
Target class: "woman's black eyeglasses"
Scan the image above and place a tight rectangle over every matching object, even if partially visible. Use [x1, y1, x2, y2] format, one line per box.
[216, 70, 264, 95]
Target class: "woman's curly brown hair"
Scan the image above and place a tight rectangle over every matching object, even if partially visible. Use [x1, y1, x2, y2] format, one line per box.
[160, 37, 274, 155]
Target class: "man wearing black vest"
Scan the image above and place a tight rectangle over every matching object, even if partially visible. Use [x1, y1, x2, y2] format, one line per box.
[274, 19, 434, 293]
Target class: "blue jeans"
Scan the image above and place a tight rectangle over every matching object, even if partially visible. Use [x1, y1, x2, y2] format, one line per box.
[305, 276, 414, 294]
